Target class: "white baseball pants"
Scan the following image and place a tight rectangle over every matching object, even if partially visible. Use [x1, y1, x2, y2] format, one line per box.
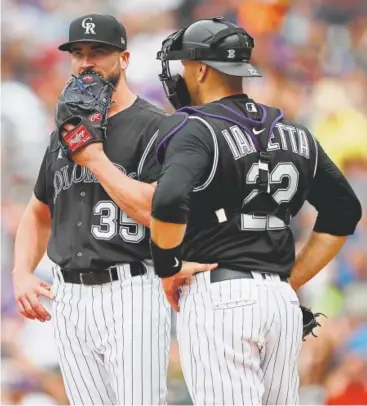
[176, 271, 303, 405]
[51, 261, 171, 405]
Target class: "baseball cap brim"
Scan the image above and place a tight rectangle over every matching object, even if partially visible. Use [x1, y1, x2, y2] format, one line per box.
[203, 60, 262, 77]
[58, 39, 126, 52]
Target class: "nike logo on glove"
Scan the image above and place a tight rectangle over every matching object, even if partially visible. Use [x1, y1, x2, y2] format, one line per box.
[252, 128, 266, 135]
[173, 257, 180, 267]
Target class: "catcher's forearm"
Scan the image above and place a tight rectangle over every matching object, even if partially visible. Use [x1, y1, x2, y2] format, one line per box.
[89, 155, 154, 227]
[150, 217, 186, 248]
[289, 232, 347, 291]
[13, 195, 51, 275]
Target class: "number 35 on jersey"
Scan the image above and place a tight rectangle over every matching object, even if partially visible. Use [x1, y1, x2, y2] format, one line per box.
[91, 201, 145, 243]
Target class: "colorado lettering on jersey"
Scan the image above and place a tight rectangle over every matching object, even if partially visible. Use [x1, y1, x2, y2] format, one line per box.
[53, 163, 134, 203]
[221, 124, 310, 160]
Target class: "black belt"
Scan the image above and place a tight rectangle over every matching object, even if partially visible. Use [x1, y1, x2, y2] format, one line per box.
[210, 268, 288, 284]
[60, 262, 146, 285]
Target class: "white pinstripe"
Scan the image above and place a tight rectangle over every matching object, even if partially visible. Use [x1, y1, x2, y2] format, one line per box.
[177, 271, 303, 405]
[51, 262, 171, 405]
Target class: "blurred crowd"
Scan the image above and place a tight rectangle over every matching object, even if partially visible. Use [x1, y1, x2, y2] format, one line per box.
[1, 0, 367, 404]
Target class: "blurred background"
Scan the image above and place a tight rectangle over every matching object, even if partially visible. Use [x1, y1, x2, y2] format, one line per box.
[1, 0, 367, 404]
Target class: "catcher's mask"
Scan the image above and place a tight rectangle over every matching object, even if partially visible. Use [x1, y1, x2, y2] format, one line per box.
[156, 17, 261, 109]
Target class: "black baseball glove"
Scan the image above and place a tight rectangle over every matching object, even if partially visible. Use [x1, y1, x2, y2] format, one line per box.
[55, 72, 115, 158]
[300, 305, 326, 340]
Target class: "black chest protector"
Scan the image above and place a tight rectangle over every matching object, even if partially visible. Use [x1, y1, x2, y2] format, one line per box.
[156, 101, 291, 225]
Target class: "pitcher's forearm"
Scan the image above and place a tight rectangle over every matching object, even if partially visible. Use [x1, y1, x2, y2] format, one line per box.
[13, 199, 51, 275]
[89, 155, 154, 227]
[289, 232, 347, 291]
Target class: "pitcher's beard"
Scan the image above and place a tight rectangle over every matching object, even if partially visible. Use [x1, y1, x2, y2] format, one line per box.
[108, 69, 121, 87]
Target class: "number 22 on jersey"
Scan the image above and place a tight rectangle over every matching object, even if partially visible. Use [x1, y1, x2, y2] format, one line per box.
[241, 162, 299, 231]
[91, 201, 145, 243]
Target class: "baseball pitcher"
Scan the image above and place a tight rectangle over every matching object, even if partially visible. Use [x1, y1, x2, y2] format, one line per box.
[13, 14, 172, 405]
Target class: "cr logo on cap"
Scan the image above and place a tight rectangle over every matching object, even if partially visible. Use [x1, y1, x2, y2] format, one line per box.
[82, 17, 96, 35]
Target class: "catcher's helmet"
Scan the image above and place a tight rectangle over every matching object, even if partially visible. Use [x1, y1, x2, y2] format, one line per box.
[157, 17, 261, 109]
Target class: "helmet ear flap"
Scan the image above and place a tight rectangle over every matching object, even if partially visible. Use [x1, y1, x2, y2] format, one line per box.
[163, 73, 191, 109]
[158, 33, 192, 109]
[173, 75, 191, 108]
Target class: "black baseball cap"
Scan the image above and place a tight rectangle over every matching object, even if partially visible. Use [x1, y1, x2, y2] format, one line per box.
[58, 14, 127, 52]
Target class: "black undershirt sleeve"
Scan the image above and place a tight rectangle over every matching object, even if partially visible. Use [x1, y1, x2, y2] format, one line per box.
[307, 141, 362, 235]
[151, 124, 214, 223]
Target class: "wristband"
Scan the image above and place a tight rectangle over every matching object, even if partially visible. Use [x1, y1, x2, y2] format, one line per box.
[150, 239, 183, 278]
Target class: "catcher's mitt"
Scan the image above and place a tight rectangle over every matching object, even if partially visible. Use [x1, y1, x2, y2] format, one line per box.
[55, 72, 115, 158]
[300, 305, 326, 340]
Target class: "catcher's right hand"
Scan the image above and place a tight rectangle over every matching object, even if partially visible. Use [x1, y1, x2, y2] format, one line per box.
[300, 305, 326, 340]
[55, 72, 115, 158]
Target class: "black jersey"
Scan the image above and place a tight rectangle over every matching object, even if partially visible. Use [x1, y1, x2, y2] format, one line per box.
[150, 95, 361, 277]
[34, 97, 165, 270]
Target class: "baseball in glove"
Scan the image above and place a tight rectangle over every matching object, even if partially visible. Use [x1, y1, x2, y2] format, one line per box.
[55, 72, 115, 158]
[300, 305, 326, 340]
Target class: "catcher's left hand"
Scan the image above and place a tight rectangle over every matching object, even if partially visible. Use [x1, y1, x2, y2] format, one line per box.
[55, 72, 115, 158]
[300, 305, 326, 340]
